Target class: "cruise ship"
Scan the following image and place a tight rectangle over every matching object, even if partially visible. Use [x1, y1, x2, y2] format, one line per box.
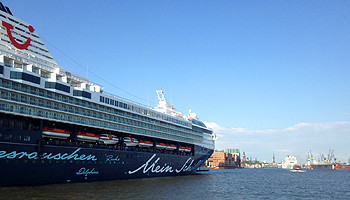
[0, 3, 215, 186]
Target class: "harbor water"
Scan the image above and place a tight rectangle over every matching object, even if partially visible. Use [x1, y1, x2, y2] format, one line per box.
[1, 168, 349, 200]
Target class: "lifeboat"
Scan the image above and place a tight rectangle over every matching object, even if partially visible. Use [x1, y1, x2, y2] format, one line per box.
[138, 140, 153, 148]
[77, 132, 99, 142]
[166, 144, 177, 150]
[156, 142, 167, 149]
[123, 137, 138, 147]
[99, 134, 119, 145]
[42, 127, 70, 139]
[179, 146, 188, 152]
[184, 147, 192, 152]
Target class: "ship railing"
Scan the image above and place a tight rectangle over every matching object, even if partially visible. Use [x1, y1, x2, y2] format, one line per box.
[102, 91, 191, 126]
[103, 91, 149, 109]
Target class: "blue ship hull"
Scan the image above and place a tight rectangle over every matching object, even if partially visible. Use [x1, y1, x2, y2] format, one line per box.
[0, 139, 212, 186]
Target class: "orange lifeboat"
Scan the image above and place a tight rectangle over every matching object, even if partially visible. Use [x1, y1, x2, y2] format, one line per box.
[99, 134, 119, 145]
[156, 142, 167, 149]
[42, 127, 70, 139]
[77, 132, 99, 142]
[166, 144, 177, 150]
[179, 146, 187, 152]
[184, 147, 192, 152]
[123, 137, 138, 147]
[138, 140, 153, 148]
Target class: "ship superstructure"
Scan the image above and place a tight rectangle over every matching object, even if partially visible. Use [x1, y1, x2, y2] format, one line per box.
[0, 3, 215, 186]
[280, 155, 298, 169]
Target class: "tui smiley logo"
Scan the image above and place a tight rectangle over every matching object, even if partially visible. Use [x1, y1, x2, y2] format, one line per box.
[2, 21, 34, 50]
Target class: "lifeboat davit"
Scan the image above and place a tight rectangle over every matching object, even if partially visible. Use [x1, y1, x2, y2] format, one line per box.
[99, 134, 119, 145]
[123, 137, 138, 147]
[166, 144, 176, 150]
[42, 127, 70, 139]
[156, 142, 167, 149]
[77, 132, 99, 142]
[138, 140, 153, 148]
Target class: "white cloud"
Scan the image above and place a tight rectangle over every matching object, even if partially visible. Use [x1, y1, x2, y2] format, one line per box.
[205, 121, 350, 163]
[216, 134, 225, 138]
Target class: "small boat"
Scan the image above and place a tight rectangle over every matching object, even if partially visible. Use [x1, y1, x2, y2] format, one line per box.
[138, 140, 153, 148]
[77, 132, 99, 142]
[290, 164, 305, 172]
[156, 142, 167, 149]
[294, 164, 302, 170]
[42, 127, 70, 139]
[99, 134, 119, 145]
[123, 137, 138, 147]
[166, 144, 176, 150]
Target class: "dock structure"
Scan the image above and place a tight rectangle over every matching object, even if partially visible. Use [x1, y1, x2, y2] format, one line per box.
[311, 164, 350, 170]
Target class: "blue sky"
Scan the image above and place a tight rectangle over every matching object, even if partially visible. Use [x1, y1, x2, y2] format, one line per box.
[5, 1, 350, 162]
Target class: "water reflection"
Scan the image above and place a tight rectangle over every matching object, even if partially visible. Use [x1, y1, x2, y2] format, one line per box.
[1, 169, 350, 200]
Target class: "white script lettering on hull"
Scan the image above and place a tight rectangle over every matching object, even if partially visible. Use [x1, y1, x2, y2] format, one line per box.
[76, 167, 99, 176]
[0, 148, 97, 161]
[128, 154, 194, 174]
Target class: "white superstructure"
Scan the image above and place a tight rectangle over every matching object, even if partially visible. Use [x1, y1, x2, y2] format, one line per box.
[281, 155, 298, 169]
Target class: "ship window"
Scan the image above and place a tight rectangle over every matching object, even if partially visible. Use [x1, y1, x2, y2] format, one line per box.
[45, 82, 70, 93]
[83, 91, 91, 99]
[73, 90, 81, 96]
[10, 71, 40, 84]
[100, 96, 104, 102]
[0, 65, 3, 74]
[10, 71, 21, 79]
[73, 90, 91, 99]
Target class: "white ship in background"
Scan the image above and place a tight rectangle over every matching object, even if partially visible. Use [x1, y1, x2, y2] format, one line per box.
[280, 155, 298, 169]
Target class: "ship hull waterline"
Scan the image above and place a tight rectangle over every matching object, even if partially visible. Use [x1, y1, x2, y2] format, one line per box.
[0, 141, 213, 186]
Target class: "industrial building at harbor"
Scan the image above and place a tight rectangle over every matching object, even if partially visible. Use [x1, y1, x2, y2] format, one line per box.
[207, 149, 241, 169]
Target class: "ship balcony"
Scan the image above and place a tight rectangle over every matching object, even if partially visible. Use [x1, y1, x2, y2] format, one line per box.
[0, 79, 203, 141]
